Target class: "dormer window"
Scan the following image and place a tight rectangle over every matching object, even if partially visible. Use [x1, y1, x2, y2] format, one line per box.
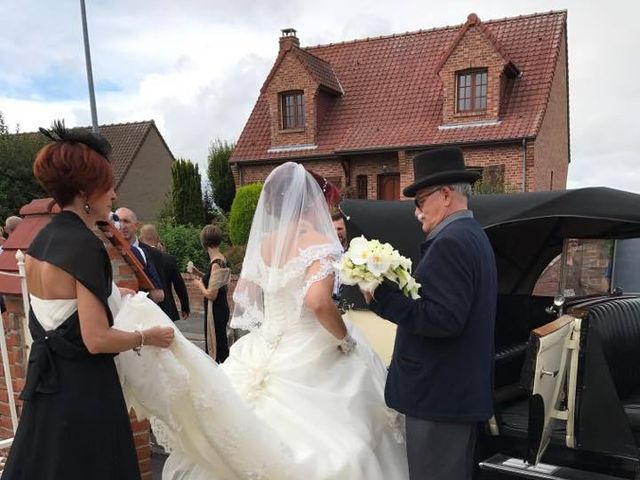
[457, 69, 487, 112]
[281, 91, 305, 129]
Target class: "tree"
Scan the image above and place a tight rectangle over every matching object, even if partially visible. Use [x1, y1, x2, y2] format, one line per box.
[228, 183, 262, 246]
[170, 158, 206, 226]
[207, 139, 236, 213]
[0, 111, 8, 135]
[0, 112, 47, 220]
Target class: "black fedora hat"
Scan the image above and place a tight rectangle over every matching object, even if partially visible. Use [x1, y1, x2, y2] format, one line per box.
[403, 147, 480, 197]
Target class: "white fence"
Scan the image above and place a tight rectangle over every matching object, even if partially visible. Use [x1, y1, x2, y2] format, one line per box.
[0, 249, 32, 449]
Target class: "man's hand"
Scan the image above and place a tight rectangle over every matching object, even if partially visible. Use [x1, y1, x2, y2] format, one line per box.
[181, 311, 189, 320]
[149, 288, 165, 303]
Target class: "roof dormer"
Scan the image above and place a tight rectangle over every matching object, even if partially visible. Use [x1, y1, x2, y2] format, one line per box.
[437, 13, 520, 127]
[261, 29, 343, 152]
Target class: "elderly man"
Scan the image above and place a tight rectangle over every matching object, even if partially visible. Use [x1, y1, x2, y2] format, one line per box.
[115, 207, 165, 304]
[363, 147, 497, 480]
[4, 216, 22, 237]
[140, 224, 190, 321]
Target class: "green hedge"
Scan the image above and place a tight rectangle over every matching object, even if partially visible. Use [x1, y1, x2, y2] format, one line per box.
[157, 223, 208, 272]
[228, 183, 262, 246]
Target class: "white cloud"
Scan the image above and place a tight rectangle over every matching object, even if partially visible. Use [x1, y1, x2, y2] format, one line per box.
[1, 0, 639, 192]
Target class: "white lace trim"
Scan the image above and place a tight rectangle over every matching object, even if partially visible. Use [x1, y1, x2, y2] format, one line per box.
[231, 243, 342, 332]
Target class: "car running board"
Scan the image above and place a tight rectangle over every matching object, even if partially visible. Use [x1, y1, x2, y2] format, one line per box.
[480, 454, 626, 480]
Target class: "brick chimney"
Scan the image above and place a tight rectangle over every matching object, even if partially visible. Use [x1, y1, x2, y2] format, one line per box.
[279, 28, 300, 52]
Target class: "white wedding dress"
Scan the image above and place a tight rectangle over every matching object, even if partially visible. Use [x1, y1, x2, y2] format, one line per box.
[114, 162, 410, 479]
[112, 282, 408, 480]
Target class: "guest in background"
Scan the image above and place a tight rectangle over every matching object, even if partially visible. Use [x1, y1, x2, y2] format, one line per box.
[332, 210, 348, 250]
[194, 225, 230, 362]
[4, 215, 22, 237]
[114, 207, 165, 304]
[140, 224, 190, 321]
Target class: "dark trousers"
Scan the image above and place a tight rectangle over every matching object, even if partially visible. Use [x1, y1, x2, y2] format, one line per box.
[406, 416, 477, 480]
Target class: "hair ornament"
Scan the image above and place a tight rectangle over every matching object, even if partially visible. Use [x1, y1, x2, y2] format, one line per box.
[39, 119, 112, 159]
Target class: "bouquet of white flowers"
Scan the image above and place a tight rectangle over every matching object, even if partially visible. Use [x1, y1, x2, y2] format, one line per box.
[336, 236, 420, 299]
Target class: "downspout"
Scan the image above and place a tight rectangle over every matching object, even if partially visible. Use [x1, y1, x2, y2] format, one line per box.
[236, 163, 244, 186]
[521, 138, 527, 192]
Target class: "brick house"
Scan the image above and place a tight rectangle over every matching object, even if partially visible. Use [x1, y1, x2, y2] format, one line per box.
[15, 120, 174, 221]
[230, 11, 570, 198]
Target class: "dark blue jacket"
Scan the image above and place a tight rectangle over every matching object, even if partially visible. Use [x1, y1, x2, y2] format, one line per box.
[370, 215, 497, 421]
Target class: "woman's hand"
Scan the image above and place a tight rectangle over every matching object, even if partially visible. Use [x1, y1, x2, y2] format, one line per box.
[143, 326, 175, 348]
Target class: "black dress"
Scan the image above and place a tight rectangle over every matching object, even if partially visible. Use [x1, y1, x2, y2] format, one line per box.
[203, 258, 230, 363]
[2, 211, 140, 480]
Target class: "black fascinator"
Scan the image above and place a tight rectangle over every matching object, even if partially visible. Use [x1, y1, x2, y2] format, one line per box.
[39, 119, 112, 159]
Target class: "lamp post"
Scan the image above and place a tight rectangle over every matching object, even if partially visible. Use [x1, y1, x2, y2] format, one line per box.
[80, 0, 99, 133]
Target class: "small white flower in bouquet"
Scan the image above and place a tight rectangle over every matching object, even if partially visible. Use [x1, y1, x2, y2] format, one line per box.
[337, 236, 420, 299]
[186, 260, 194, 274]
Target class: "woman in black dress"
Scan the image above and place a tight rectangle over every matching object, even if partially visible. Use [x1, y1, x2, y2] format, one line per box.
[195, 225, 230, 363]
[2, 122, 174, 480]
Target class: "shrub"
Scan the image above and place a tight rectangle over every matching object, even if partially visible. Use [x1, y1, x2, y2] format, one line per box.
[222, 245, 247, 275]
[157, 223, 208, 272]
[228, 183, 262, 246]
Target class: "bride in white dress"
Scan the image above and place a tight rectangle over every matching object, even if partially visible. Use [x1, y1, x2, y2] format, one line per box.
[113, 162, 409, 479]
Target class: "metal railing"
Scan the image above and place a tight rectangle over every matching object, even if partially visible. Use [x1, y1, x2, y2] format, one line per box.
[0, 249, 32, 449]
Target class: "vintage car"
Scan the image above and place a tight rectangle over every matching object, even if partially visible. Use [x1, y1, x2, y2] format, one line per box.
[340, 187, 640, 480]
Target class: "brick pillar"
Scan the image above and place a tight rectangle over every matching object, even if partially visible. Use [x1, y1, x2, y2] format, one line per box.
[0, 296, 27, 442]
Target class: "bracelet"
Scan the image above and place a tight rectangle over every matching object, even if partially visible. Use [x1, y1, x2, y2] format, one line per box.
[338, 333, 357, 354]
[133, 329, 144, 356]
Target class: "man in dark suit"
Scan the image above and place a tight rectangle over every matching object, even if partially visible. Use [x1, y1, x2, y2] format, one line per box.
[362, 147, 497, 480]
[115, 207, 165, 304]
[140, 224, 190, 321]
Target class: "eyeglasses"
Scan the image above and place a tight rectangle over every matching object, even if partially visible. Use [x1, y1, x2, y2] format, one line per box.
[414, 187, 442, 209]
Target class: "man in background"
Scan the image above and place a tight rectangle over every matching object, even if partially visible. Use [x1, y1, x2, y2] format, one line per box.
[332, 211, 348, 250]
[140, 224, 190, 321]
[114, 207, 165, 304]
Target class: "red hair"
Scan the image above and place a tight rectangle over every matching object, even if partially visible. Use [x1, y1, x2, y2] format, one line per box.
[33, 142, 114, 207]
[306, 169, 341, 208]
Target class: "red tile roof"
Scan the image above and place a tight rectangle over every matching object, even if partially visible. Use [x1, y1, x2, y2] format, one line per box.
[261, 44, 343, 95]
[232, 10, 567, 163]
[78, 121, 174, 188]
[16, 120, 174, 188]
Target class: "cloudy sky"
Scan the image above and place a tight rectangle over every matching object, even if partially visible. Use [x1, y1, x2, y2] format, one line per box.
[0, 1, 638, 192]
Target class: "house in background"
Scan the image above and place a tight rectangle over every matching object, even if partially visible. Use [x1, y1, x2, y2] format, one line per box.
[92, 121, 174, 221]
[15, 120, 174, 221]
[230, 11, 569, 199]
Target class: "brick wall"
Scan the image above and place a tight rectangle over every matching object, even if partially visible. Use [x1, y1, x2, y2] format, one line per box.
[0, 296, 27, 442]
[236, 137, 561, 199]
[266, 51, 320, 148]
[532, 31, 569, 191]
[438, 21, 508, 125]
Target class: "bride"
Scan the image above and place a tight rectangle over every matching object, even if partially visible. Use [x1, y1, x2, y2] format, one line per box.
[114, 162, 409, 479]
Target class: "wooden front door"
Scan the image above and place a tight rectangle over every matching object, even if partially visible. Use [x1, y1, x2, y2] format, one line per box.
[377, 174, 400, 200]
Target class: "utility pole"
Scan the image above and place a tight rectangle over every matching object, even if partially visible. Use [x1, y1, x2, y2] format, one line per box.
[80, 0, 99, 133]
